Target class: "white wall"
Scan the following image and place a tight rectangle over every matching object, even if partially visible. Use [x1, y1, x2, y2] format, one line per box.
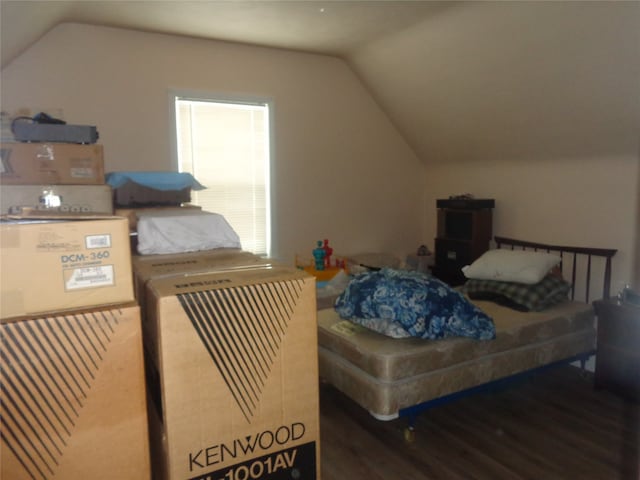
[0, 23, 426, 265]
[349, 2, 640, 165]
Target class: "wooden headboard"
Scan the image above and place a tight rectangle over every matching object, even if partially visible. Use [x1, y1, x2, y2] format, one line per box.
[494, 236, 617, 302]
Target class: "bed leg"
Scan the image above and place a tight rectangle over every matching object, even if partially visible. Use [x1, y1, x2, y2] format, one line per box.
[404, 425, 416, 443]
[578, 358, 587, 381]
[403, 415, 417, 443]
[574, 354, 593, 380]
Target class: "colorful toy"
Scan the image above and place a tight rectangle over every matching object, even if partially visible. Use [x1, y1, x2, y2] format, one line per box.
[313, 240, 326, 270]
[322, 239, 333, 268]
[296, 239, 347, 281]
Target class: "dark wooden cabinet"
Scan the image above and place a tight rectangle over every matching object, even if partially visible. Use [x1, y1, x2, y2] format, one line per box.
[594, 299, 640, 401]
[432, 198, 494, 286]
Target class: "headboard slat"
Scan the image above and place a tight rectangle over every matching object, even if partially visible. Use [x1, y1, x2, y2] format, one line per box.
[585, 255, 592, 303]
[571, 254, 577, 301]
[604, 257, 613, 299]
[494, 236, 617, 301]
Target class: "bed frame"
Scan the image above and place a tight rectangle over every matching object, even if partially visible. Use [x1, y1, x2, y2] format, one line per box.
[318, 237, 617, 438]
[494, 236, 617, 302]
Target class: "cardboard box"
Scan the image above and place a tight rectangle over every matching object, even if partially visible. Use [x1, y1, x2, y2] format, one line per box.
[1, 184, 113, 215]
[144, 266, 320, 480]
[0, 303, 150, 480]
[112, 180, 191, 207]
[0, 216, 134, 319]
[115, 204, 202, 231]
[132, 248, 270, 313]
[0, 142, 104, 185]
[132, 249, 269, 295]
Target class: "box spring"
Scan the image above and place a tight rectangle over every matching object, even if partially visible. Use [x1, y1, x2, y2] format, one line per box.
[317, 300, 595, 419]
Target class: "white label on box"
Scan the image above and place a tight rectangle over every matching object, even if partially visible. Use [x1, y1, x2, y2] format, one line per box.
[64, 265, 115, 290]
[70, 167, 95, 179]
[85, 234, 111, 249]
[35, 144, 55, 161]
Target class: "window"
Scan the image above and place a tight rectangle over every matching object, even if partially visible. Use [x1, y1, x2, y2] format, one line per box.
[173, 95, 271, 256]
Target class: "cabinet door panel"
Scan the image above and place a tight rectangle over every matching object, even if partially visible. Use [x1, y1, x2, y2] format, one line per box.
[435, 239, 473, 266]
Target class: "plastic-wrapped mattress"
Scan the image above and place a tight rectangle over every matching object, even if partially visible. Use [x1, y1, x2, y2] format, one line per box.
[136, 210, 241, 255]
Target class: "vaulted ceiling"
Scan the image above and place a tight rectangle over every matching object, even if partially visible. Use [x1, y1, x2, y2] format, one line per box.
[1, 1, 638, 164]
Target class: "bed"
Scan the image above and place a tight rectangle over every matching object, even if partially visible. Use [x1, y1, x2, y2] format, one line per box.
[316, 236, 617, 430]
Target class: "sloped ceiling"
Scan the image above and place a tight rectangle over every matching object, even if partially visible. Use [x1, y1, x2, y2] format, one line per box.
[1, 0, 638, 164]
[352, 1, 640, 163]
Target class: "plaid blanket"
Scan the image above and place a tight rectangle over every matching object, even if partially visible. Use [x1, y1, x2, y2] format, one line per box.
[460, 274, 571, 312]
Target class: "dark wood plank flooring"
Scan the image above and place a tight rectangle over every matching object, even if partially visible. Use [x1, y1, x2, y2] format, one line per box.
[319, 366, 639, 480]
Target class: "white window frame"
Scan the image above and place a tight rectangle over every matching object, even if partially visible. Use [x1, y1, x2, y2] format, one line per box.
[168, 89, 275, 257]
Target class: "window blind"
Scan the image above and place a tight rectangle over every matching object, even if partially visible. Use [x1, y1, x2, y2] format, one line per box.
[175, 98, 270, 255]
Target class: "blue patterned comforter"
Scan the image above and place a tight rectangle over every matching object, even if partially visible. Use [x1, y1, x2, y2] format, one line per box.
[334, 268, 496, 340]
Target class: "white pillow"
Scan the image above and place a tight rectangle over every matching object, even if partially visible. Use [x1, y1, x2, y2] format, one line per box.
[462, 249, 561, 285]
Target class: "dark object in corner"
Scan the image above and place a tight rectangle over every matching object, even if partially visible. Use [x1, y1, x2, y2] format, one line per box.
[594, 298, 640, 402]
[621, 287, 640, 306]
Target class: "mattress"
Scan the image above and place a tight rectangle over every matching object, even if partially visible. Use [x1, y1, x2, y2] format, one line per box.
[317, 300, 596, 419]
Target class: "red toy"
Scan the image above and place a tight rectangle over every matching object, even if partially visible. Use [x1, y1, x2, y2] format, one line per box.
[322, 239, 333, 269]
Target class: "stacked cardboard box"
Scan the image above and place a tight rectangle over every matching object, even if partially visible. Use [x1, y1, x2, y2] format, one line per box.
[0, 216, 151, 480]
[0, 142, 105, 185]
[0, 216, 134, 318]
[0, 142, 112, 214]
[132, 251, 321, 480]
[131, 248, 270, 307]
[1, 134, 320, 480]
[0, 303, 150, 480]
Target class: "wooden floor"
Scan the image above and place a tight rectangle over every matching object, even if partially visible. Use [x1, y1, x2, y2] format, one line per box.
[319, 366, 639, 480]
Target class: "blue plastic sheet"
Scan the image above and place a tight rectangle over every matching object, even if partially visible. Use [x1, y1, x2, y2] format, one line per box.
[105, 171, 205, 191]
